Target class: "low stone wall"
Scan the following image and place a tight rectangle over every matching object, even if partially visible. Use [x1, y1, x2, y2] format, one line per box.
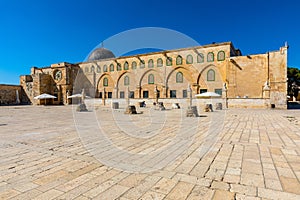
[0, 84, 30, 105]
[227, 98, 271, 109]
[83, 97, 288, 109]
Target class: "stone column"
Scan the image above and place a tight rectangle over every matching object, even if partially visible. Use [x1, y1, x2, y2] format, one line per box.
[126, 86, 130, 106]
[154, 85, 159, 104]
[137, 85, 141, 98]
[222, 83, 228, 108]
[16, 90, 20, 104]
[186, 84, 198, 117]
[102, 88, 106, 106]
[66, 90, 69, 105]
[263, 81, 270, 99]
[114, 86, 118, 99]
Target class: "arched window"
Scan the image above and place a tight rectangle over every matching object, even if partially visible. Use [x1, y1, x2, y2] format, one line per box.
[140, 60, 145, 68]
[132, 61, 137, 69]
[124, 75, 129, 86]
[176, 55, 182, 65]
[109, 64, 114, 72]
[148, 59, 154, 68]
[166, 57, 172, 66]
[157, 58, 163, 67]
[207, 52, 214, 62]
[91, 66, 95, 72]
[97, 66, 101, 73]
[207, 69, 215, 81]
[148, 74, 154, 84]
[103, 77, 108, 86]
[85, 67, 89, 73]
[217, 51, 225, 61]
[197, 53, 204, 63]
[176, 72, 183, 83]
[186, 55, 193, 64]
[103, 65, 108, 72]
[117, 63, 122, 71]
[124, 62, 129, 70]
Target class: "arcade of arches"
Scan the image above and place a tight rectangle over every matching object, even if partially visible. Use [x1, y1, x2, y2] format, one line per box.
[20, 42, 288, 108]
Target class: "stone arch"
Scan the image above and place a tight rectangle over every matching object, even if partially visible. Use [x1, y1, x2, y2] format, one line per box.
[166, 67, 194, 98]
[96, 73, 115, 98]
[166, 67, 194, 86]
[196, 64, 223, 94]
[139, 69, 160, 86]
[116, 71, 138, 99]
[139, 69, 163, 99]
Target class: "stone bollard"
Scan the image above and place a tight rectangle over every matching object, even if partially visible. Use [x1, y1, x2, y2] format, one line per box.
[186, 106, 199, 117]
[215, 103, 222, 110]
[204, 104, 213, 112]
[124, 105, 137, 114]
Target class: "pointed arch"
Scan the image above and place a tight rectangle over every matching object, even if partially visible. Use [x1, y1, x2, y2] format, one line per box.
[176, 55, 182, 65]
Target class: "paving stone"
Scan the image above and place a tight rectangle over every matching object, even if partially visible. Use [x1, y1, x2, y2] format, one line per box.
[164, 181, 194, 200]
[265, 178, 282, 191]
[258, 187, 300, 200]
[230, 183, 257, 196]
[151, 177, 177, 195]
[32, 189, 64, 200]
[241, 173, 264, 188]
[211, 180, 230, 190]
[9, 189, 43, 200]
[0, 189, 20, 199]
[94, 184, 129, 199]
[121, 175, 160, 199]
[139, 190, 166, 200]
[186, 185, 215, 200]
[279, 176, 300, 194]
[235, 193, 261, 200]
[212, 190, 235, 200]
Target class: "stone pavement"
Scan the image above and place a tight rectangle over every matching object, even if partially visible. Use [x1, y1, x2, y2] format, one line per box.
[0, 105, 299, 200]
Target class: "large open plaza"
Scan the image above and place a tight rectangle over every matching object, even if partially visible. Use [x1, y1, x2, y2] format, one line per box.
[0, 105, 299, 199]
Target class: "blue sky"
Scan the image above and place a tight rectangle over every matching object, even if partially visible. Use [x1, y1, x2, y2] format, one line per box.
[0, 0, 299, 85]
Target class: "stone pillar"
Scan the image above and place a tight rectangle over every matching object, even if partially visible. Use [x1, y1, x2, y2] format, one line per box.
[154, 85, 159, 104]
[114, 86, 118, 99]
[222, 83, 228, 109]
[16, 90, 20, 104]
[126, 86, 130, 106]
[66, 90, 69, 105]
[102, 88, 106, 106]
[186, 84, 198, 117]
[137, 85, 141, 98]
[263, 81, 271, 99]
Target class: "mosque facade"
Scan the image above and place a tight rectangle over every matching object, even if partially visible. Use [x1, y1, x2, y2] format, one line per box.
[19, 42, 288, 108]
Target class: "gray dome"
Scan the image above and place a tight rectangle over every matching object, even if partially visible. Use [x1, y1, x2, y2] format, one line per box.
[87, 48, 115, 61]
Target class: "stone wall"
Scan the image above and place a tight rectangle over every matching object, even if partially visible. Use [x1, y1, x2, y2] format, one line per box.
[0, 84, 30, 105]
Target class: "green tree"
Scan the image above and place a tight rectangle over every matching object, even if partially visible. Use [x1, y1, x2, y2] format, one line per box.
[287, 67, 300, 98]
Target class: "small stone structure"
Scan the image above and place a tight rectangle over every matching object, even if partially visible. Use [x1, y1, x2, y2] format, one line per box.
[76, 103, 88, 112]
[157, 102, 165, 111]
[124, 105, 137, 114]
[204, 104, 213, 112]
[186, 84, 199, 117]
[76, 89, 88, 112]
[186, 106, 199, 117]
[112, 102, 119, 109]
[215, 103, 222, 110]
[172, 103, 180, 109]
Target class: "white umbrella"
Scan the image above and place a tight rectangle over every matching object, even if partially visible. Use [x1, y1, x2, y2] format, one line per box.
[195, 92, 221, 98]
[34, 93, 57, 99]
[34, 93, 57, 105]
[67, 94, 91, 99]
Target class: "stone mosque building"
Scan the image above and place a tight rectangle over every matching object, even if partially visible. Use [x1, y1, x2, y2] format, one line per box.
[16, 41, 288, 108]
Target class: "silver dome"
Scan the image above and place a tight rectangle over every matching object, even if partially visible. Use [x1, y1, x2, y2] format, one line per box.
[87, 48, 115, 61]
